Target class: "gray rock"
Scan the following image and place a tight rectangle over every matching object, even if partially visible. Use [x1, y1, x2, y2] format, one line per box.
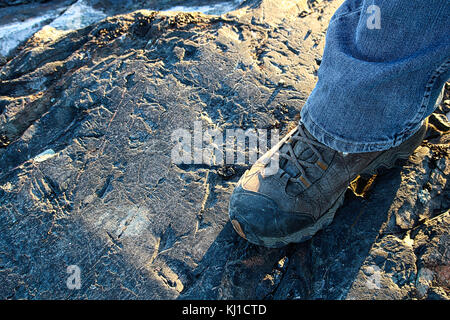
[0, 0, 48, 7]
[0, 0, 243, 57]
[0, 0, 449, 300]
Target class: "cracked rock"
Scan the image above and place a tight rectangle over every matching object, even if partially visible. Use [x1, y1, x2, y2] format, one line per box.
[0, 0, 449, 300]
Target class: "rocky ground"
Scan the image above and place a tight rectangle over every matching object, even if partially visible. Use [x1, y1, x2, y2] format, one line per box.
[0, 0, 243, 57]
[0, 0, 449, 300]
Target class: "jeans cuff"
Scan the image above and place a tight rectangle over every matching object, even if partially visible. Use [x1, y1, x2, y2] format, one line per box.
[300, 107, 425, 154]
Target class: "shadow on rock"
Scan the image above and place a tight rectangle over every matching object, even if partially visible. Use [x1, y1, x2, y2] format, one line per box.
[180, 167, 404, 299]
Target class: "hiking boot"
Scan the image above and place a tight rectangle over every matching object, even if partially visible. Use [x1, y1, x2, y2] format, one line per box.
[228, 120, 427, 248]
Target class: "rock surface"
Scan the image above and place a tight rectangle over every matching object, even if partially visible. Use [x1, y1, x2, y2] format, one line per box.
[0, 0, 449, 300]
[0, 0, 243, 57]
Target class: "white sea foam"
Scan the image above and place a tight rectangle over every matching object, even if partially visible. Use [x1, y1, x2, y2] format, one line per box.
[0, 0, 241, 57]
[33, 149, 56, 163]
[0, 12, 57, 56]
[0, 0, 106, 57]
[49, 0, 107, 31]
[164, 0, 242, 15]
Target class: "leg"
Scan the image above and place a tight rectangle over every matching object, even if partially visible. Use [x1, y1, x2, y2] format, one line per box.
[228, 0, 450, 247]
[301, 0, 450, 153]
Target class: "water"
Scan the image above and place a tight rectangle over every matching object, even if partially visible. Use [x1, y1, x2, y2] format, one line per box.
[0, 12, 57, 56]
[0, 0, 243, 57]
[49, 0, 107, 31]
[164, 0, 242, 15]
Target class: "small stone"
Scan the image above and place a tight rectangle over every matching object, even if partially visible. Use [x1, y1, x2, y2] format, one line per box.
[416, 267, 434, 298]
[417, 189, 431, 205]
[173, 46, 185, 61]
[429, 113, 450, 132]
[32, 149, 56, 163]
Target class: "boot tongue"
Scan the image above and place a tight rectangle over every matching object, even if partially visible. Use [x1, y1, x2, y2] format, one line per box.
[280, 138, 319, 177]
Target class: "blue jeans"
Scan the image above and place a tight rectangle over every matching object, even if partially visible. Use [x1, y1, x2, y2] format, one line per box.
[300, 0, 450, 153]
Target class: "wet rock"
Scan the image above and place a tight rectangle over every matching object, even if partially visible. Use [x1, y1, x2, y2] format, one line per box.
[0, 0, 449, 300]
[0, 0, 48, 7]
[0, 0, 243, 58]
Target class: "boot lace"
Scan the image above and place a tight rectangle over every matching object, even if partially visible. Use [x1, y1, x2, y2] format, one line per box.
[279, 125, 328, 187]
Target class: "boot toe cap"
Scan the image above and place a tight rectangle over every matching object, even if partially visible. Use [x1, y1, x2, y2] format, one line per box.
[229, 187, 314, 247]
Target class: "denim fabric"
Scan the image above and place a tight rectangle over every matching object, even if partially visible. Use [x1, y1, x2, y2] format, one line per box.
[300, 0, 450, 153]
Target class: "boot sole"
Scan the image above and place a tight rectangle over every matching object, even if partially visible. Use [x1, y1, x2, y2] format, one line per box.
[360, 120, 427, 176]
[252, 121, 427, 248]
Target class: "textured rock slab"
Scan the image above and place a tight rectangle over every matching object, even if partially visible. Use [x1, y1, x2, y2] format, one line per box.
[0, 0, 449, 300]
